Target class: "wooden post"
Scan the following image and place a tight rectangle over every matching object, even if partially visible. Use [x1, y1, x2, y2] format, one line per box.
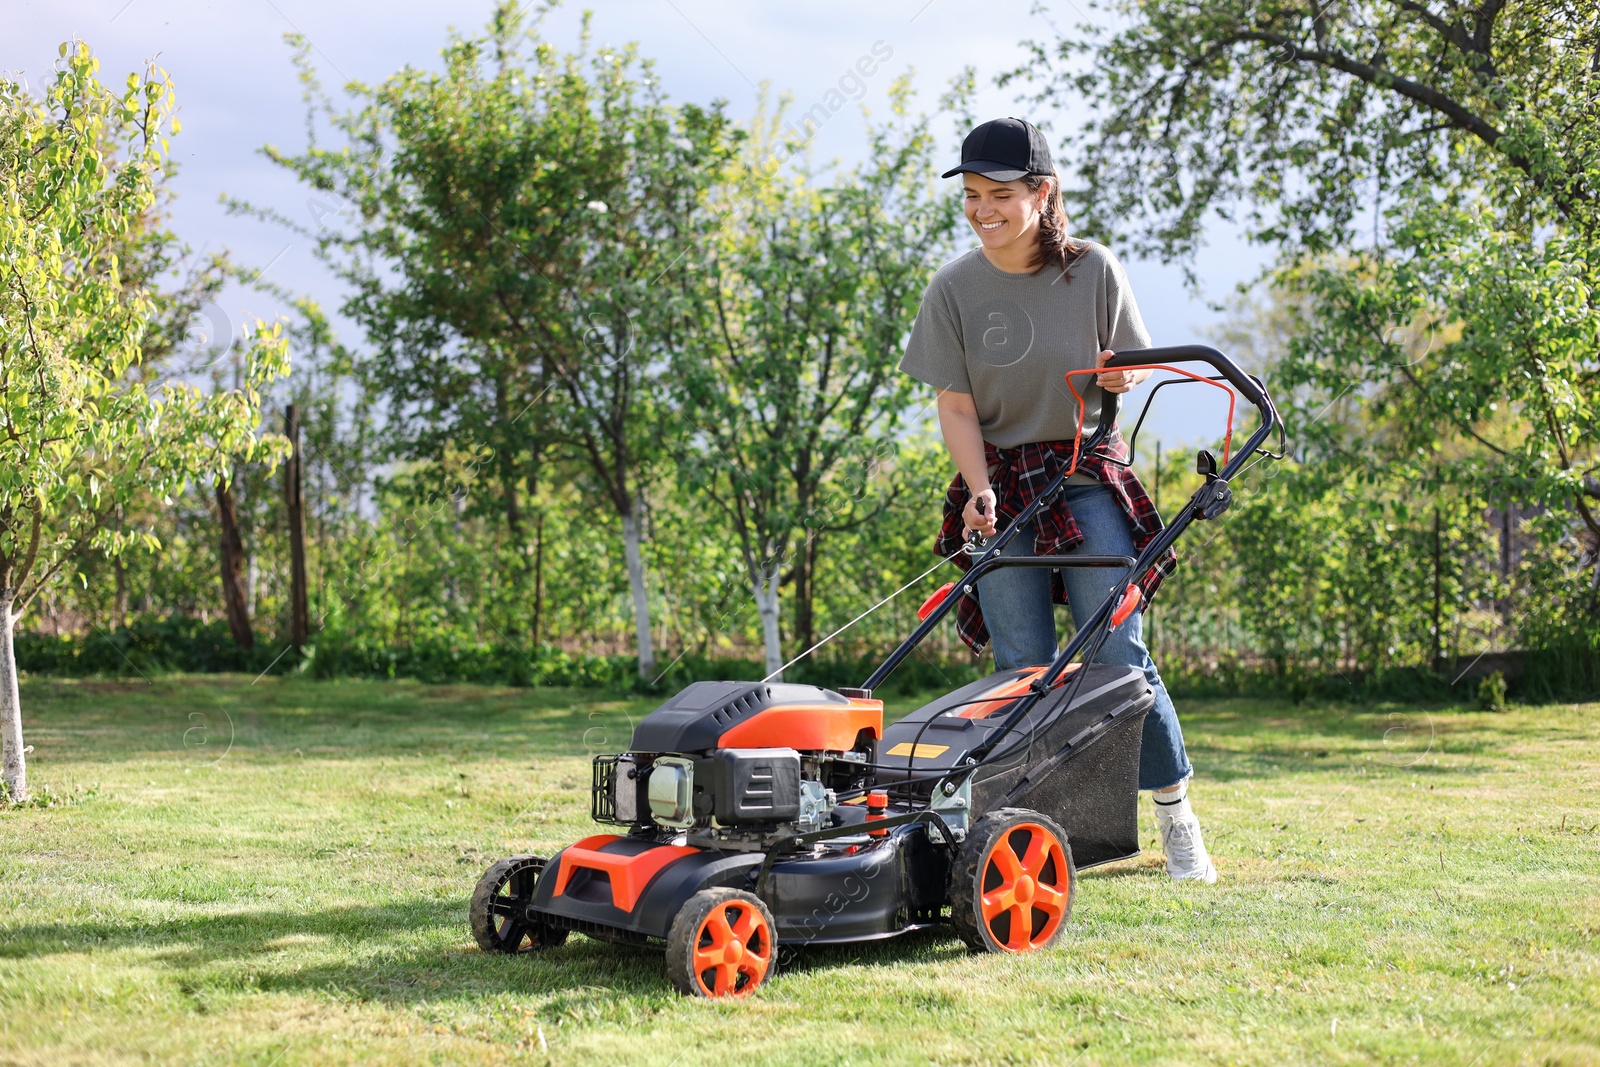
[284, 404, 310, 649]
[216, 478, 254, 649]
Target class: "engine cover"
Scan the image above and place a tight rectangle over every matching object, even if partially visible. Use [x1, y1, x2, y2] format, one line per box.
[629, 681, 881, 754]
[694, 748, 801, 824]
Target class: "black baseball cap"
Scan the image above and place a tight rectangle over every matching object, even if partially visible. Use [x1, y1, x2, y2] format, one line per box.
[941, 117, 1054, 181]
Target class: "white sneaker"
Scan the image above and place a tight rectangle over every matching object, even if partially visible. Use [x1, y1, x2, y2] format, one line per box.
[1155, 803, 1218, 884]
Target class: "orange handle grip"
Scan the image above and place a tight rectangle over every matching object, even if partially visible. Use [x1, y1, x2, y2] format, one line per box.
[917, 581, 957, 621]
[1110, 583, 1143, 628]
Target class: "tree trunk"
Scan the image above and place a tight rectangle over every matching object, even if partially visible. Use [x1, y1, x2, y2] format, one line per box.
[792, 531, 820, 656]
[493, 370, 524, 542]
[620, 500, 655, 678]
[216, 479, 254, 649]
[1500, 502, 1511, 578]
[1431, 505, 1443, 673]
[754, 558, 784, 681]
[501, 466, 523, 539]
[1588, 530, 1600, 619]
[0, 594, 26, 802]
[529, 453, 544, 648]
[284, 404, 310, 649]
[113, 504, 128, 627]
[113, 558, 128, 627]
[532, 510, 545, 648]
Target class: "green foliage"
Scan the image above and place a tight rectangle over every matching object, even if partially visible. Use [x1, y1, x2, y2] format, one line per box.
[1278, 200, 1599, 605]
[1013, 0, 1600, 258]
[0, 778, 97, 810]
[0, 42, 289, 798]
[15, 616, 281, 676]
[1477, 669, 1509, 711]
[235, 3, 746, 677]
[12, 618, 979, 697]
[1010, 0, 1600, 671]
[0, 44, 290, 602]
[672, 84, 960, 671]
[303, 629, 634, 689]
[16, 12, 1595, 704]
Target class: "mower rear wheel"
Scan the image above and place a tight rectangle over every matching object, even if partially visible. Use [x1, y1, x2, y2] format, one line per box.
[666, 888, 777, 998]
[470, 854, 569, 954]
[950, 808, 1076, 954]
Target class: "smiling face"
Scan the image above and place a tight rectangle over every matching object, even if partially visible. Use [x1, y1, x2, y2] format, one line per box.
[963, 173, 1050, 269]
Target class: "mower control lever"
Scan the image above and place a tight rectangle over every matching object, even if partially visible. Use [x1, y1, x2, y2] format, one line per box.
[1193, 478, 1233, 521]
[965, 494, 992, 553]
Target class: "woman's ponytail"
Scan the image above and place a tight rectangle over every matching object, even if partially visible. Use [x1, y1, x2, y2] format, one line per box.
[1025, 170, 1087, 279]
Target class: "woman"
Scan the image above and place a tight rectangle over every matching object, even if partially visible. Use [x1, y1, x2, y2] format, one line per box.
[898, 117, 1215, 883]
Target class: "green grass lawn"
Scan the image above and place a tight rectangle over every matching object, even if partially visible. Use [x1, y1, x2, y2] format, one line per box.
[0, 675, 1596, 1066]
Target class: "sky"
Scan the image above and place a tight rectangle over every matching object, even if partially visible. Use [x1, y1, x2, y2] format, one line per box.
[7, 0, 1270, 446]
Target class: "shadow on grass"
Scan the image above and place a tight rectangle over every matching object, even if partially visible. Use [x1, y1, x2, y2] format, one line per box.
[1077, 857, 1159, 880]
[1, 900, 459, 966]
[1, 895, 981, 1004]
[2, 898, 676, 1002]
[781, 927, 965, 975]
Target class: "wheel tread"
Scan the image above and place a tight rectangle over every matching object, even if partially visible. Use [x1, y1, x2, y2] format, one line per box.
[666, 887, 778, 998]
[949, 807, 1076, 954]
[470, 853, 569, 953]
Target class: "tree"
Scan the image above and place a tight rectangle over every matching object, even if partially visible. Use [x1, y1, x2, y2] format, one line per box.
[1013, 0, 1598, 257]
[0, 45, 288, 801]
[246, 3, 739, 678]
[1011, 0, 1600, 629]
[42, 44, 238, 634]
[674, 88, 959, 677]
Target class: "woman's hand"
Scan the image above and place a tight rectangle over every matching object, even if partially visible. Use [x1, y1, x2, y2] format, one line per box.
[1095, 349, 1151, 393]
[963, 487, 998, 537]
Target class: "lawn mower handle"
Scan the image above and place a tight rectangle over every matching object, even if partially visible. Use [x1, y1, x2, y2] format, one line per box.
[962, 349, 1283, 765]
[861, 343, 1279, 696]
[1100, 343, 1270, 411]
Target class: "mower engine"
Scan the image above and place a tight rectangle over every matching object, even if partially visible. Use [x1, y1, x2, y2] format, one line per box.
[591, 681, 880, 846]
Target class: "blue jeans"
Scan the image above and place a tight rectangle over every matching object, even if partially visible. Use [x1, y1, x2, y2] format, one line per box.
[974, 485, 1192, 791]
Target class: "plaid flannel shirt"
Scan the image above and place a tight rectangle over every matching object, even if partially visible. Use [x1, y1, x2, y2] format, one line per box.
[934, 431, 1178, 655]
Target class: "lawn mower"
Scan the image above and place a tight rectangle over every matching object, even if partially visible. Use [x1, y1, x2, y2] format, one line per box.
[470, 344, 1282, 997]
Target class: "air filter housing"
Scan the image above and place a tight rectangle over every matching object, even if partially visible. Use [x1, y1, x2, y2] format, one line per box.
[694, 747, 801, 824]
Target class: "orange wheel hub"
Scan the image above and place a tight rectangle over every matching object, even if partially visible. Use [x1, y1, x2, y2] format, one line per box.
[979, 822, 1070, 952]
[691, 900, 772, 997]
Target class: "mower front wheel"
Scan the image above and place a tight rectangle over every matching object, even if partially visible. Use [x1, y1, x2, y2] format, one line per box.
[470, 854, 569, 954]
[666, 887, 777, 998]
[949, 808, 1076, 954]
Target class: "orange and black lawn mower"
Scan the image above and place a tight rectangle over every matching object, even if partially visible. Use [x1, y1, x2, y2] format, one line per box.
[470, 345, 1282, 997]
